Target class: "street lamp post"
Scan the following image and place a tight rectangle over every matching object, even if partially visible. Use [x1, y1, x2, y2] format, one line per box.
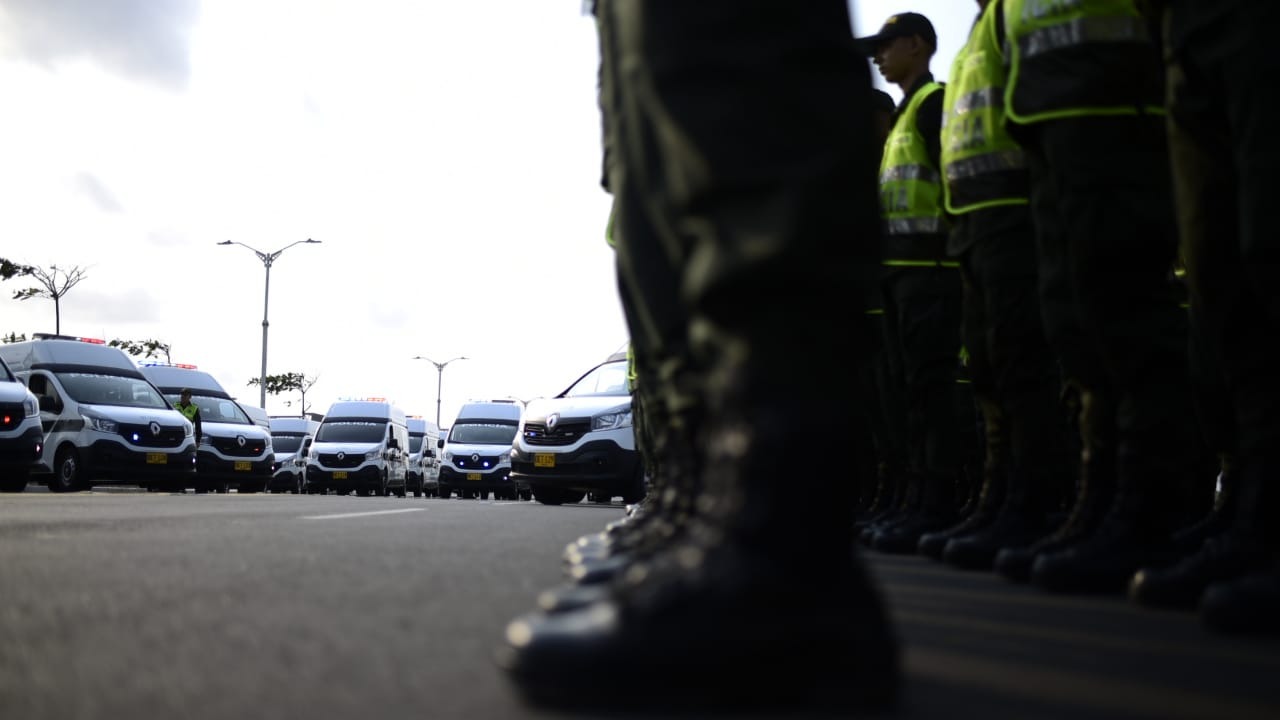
[218, 239, 321, 408]
[412, 355, 468, 428]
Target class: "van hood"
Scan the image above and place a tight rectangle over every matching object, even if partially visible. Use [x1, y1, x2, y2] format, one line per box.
[79, 403, 187, 425]
[202, 421, 270, 440]
[523, 395, 630, 424]
[0, 382, 35, 404]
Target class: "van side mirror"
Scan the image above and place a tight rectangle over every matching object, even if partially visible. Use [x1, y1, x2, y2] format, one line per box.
[437, 438, 444, 449]
[388, 437, 399, 450]
[38, 395, 58, 413]
[302, 438, 313, 450]
[425, 450, 435, 458]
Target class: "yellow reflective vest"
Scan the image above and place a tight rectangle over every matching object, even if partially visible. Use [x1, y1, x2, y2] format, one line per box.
[942, 1, 1028, 214]
[1004, 0, 1163, 125]
[880, 81, 947, 240]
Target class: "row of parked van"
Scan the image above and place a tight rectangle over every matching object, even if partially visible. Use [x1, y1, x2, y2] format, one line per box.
[0, 335, 646, 506]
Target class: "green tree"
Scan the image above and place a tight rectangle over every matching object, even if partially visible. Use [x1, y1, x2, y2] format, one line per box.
[1, 257, 31, 282]
[248, 372, 318, 416]
[108, 338, 172, 363]
[14, 264, 88, 334]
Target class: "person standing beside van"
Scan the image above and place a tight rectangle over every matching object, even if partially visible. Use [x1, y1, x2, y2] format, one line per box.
[175, 388, 202, 445]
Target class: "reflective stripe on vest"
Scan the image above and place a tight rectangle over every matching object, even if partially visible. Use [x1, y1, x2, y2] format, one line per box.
[1004, 0, 1163, 125]
[941, 0, 1028, 214]
[879, 81, 946, 244]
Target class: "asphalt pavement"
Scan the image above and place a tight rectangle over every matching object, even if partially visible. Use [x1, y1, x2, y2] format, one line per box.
[0, 488, 1277, 720]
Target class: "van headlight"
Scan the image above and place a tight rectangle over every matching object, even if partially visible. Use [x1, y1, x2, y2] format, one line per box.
[263, 436, 273, 450]
[592, 410, 632, 431]
[184, 422, 194, 438]
[498, 451, 510, 463]
[82, 413, 118, 434]
[24, 397, 38, 418]
[366, 448, 381, 460]
[199, 434, 212, 446]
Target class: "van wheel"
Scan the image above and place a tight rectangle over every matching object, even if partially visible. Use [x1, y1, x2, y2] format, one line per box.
[518, 489, 532, 501]
[49, 447, 84, 493]
[0, 470, 29, 493]
[533, 487, 563, 506]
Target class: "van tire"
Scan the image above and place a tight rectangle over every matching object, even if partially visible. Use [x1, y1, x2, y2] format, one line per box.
[49, 447, 83, 493]
[533, 486, 563, 505]
[0, 470, 29, 493]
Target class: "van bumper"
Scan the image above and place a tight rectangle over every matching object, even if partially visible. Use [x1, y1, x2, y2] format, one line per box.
[83, 440, 197, 482]
[438, 466, 513, 494]
[305, 465, 383, 493]
[0, 425, 44, 469]
[510, 440, 639, 494]
[195, 451, 275, 484]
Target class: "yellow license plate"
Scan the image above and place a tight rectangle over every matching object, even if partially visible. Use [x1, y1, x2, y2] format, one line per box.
[234, 461, 251, 471]
[466, 473, 481, 481]
[146, 453, 166, 465]
[534, 453, 556, 468]
[334, 471, 348, 480]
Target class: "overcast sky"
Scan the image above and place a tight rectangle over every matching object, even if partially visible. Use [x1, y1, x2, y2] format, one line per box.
[0, 1, 972, 427]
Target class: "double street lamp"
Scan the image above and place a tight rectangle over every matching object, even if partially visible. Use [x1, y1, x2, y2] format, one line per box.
[218, 239, 321, 408]
[412, 355, 468, 429]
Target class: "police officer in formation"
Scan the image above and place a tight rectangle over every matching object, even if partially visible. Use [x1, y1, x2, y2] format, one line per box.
[499, 0, 897, 712]
[498, 0, 1278, 713]
[855, 12, 969, 556]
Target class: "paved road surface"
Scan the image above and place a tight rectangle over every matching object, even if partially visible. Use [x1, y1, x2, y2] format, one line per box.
[0, 489, 1277, 719]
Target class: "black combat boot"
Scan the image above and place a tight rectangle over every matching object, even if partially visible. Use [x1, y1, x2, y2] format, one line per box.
[943, 467, 1058, 572]
[1130, 458, 1272, 609]
[500, 398, 900, 712]
[872, 470, 959, 554]
[919, 399, 1008, 559]
[1200, 567, 1280, 635]
[1030, 447, 1187, 594]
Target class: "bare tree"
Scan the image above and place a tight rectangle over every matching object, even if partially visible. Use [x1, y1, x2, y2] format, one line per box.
[14, 264, 88, 334]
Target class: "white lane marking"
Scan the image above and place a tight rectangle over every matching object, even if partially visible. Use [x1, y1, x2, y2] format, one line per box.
[299, 508, 427, 521]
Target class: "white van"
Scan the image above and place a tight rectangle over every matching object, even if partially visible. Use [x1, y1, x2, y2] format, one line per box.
[438, 400, 522, 500]
[140, 364, 276, 494]
[307, 400, 409, 497]
[0, 355, 44, 493]
[240, 404, 271, 430]
[511, 351, 643, 506]
[406, 416, 440, 497]
[268, 416, 321, 493]
[0, 335, 196, 492]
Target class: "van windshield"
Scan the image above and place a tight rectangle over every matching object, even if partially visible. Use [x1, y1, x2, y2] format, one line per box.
[408, 436, 424, 453]
[565, 360, 630, 398]
[316, 421, 386, 443]
[271, 435, 304, 453]
[449, 423, 518, 445]
[167, 394, 253, 425]
[56, 372, 168, 409]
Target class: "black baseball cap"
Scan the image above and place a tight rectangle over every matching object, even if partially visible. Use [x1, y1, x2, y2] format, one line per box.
[855, 12, 938, 55]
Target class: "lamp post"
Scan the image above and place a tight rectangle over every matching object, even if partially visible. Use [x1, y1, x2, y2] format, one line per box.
[218, 239, 321, 408]
[412, 355, 468, 429]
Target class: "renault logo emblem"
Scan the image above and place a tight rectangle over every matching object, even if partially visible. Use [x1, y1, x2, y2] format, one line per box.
[547, 413, 559, 431]
[471, 453, 480, 463]
[149, 421, 161, 436]
[236, 435, 246, 447]
[337, 452, 345, 461]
